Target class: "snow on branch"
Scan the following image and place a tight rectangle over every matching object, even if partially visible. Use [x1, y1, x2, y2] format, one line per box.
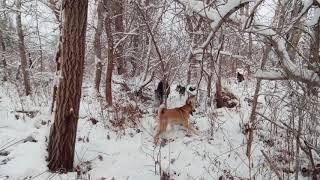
[254, 70, 288, 80]
[177, 0, 255, 50]
[253, 27, 320, 86]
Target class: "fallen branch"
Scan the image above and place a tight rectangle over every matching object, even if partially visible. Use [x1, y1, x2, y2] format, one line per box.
[112, 79, 131, 92]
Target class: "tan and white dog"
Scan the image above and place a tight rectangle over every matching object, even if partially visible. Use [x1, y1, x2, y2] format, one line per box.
[154, 96, 198, 144]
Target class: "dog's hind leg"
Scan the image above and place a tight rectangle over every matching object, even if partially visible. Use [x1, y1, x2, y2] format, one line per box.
[154, 120, 168, 144]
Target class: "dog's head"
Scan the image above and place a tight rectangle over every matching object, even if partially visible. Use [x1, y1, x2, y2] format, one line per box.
[176, 85, 182, 91]
[186, 95, 197, 113]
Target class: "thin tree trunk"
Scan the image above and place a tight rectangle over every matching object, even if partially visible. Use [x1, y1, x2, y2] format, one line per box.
[0, 30, 7, 82]
[310, 16, 319, 66]
[16, 0, 32, 96]
[47, 0, 88, 172]
[216, 34, 224, 108]
[113, 0, 125, 75]
[295, 105, 302, 180]
[142, 34, 152, 82]
[105, 0, 114, 106]
[246, 45, 271, 179]
[35, 0, 44, 72]
[94, 0, 105, 93]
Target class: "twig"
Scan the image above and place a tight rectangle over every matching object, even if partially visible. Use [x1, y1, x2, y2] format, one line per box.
[261, 150, 283, 180]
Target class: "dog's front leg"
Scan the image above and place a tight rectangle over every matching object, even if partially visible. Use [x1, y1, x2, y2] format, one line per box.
[183, 120, 198, 135]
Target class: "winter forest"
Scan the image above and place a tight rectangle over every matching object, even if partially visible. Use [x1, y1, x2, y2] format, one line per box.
[0, 0, 320, 179]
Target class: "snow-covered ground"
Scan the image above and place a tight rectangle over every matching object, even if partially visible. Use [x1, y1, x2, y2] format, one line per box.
[0, 80, 287, 180]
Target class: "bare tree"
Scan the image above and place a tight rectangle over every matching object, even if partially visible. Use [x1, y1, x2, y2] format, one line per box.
[47, 0, 88, 172]
[16, 0, 32, 96]
[105, 0, 114, 106]
[94, 0, 105, 93]
[113, 0, 125, 75]
[0, 30, 7, 82]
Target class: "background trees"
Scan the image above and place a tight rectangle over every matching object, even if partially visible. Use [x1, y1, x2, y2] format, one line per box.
[0, 0, 319, 178]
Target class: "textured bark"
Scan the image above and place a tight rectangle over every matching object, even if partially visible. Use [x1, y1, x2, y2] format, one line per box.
[47, 0, 88, 172]
[94, 0, 105, 92]
[0, 30, 7, 81]
[216, 34, 224, 108]
[186, 16, 203, 85]
[16, 0, 32, 96]
[310, 17, 320, 65]
[113, 0, 125, 75]
[50, 35, 62, 113]
[49, 0, 62, 113]
[105, 1, 114, 106]
[287, 1, 303, 60]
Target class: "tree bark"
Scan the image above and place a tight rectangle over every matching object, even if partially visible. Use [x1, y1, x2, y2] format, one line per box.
[47, 0, 88, 172]
[216, 34, 224, 108]
[50, 31, 63, 113]
[16, 0, 32, 96]
[246, 45, 271, 179]
[105, 0, 114, 106]
[113, 0, 125, 75]
[35, 0, 44, 72]
[94, 0, 105, 93]
[0, 30, 7, 82]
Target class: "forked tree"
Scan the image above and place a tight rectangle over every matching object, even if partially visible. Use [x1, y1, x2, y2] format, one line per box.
[47, 0, 88, 172]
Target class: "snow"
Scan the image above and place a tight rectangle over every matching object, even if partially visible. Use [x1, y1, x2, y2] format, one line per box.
[0, 79, 278, 180]
[252, 25, 320, 86]
[307, 8, 320, 26]
[254, 69, 287, 80]
[178, 0, 255, 51]
[94, 56, 102, 64]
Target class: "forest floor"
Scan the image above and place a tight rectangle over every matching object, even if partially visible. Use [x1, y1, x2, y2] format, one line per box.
[0, 79, 290, 180]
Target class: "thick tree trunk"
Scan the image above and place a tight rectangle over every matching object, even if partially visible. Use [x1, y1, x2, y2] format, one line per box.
[47, 0, 88, 172]
[105, 1, 114, 106]
[16, 0, 32, 96]
[310, 18, 320, 65]
[113, 0, 125, 75]
[94, 0, 105, 93]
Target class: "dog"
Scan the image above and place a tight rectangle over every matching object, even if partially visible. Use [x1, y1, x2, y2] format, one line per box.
[237, 72, 244, 82]
[155, 80, 170, 104]
[175, 85, 186, 98]
[154, 96, 198, 144]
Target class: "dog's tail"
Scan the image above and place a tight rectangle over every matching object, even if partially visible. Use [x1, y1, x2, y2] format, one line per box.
[158, 104, 166, 117]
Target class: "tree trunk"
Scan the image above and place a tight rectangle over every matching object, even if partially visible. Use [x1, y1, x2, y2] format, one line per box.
[246, 45, 271, 179]
[113, 0, 125, 75]
[50, 35, 62, 113]
[216, 34, 224, 108]
[94, 0, 105, 93]
[16, 0, 32, 96]
[105, 0, 114, 106]
[47, 0, 88, 172]
[35, 0, 44, 72]
[310, 16, 320, 65]
[0, 30, 7, 82]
